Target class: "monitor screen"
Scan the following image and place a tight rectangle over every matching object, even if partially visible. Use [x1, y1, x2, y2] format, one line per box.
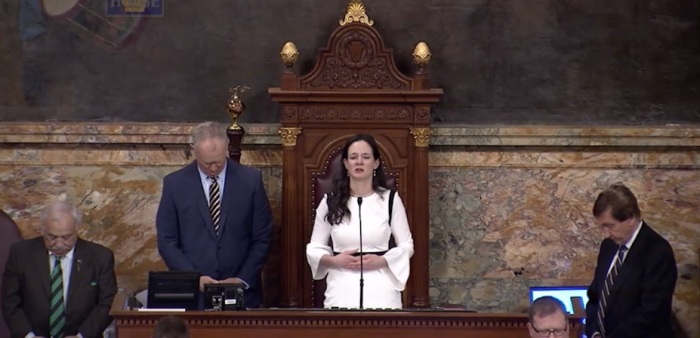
[147, 271, 200, 310]
[529, 285, 589, 314]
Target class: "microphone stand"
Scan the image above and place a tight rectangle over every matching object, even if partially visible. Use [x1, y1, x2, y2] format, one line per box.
[357, 196, 364, 310]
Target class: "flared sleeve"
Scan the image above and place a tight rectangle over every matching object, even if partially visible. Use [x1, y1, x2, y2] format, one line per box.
[381, 192, 415, 291]
[306, 194, 334, 280]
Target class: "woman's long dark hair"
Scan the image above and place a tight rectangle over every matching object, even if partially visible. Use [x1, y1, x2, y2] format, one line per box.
[325, 134, 389, 225]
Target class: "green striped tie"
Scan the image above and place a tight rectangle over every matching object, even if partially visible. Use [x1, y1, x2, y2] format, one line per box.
[49, 255, 65, 338]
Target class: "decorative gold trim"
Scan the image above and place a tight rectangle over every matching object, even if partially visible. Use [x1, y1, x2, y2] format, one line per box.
[121, 0, 147, 12]
[410, 128, 432, 148]
[339, 0, 374, 26]
[279, 127, 302, 147]
[280, 42, 299, 70]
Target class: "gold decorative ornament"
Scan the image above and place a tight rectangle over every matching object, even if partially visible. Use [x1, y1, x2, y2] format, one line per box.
[410, 128, 432, 148]
[412, 42, 432, 73]
[121, 0, 147, 12]
[280, 42, 299, 71]
[339, 0, 374, 26]
[279, 127, 302, 147]
[226, 85, 250, 130]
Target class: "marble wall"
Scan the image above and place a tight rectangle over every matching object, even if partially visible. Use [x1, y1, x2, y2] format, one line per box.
[0, 122, 698, 337]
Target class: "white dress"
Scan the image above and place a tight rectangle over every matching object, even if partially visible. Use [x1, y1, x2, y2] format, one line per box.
[306, 190, 414, 309]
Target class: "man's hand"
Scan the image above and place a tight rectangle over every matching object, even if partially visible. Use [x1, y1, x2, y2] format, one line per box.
[199, 275, 218, 292]
[219, 277, 243, 284]
[333, 249, 360, 269]
[360, 254, 387, 270]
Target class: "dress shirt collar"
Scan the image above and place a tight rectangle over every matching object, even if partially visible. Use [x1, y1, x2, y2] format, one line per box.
[623, 219, 643, 251]
[48, 246, 75, 262]
[197, 161, 228, 182]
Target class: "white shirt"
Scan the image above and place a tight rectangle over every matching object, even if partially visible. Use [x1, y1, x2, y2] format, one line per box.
[198, 162, 227, 204]
[606, 220, 643, 275]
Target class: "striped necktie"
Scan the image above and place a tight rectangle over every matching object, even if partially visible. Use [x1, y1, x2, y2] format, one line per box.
[597, 245, 628, 336]
[209, 176, 221, 236]
[49, 255, 66, 338]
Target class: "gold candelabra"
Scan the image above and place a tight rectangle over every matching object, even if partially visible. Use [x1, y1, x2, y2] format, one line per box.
[226, 85, 250, 130]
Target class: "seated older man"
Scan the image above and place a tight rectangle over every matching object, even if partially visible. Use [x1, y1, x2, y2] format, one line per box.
[2, 200, 117, 338]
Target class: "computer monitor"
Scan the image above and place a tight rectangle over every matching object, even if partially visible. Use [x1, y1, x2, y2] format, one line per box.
[529, 285, 589, 314]
[147, 271, 200, 310]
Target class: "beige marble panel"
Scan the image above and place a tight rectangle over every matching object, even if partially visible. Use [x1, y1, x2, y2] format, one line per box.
[0, 122, 698, 336]
[430, 150, 700, 168]
[3, 122, 700, 147]
[428, 166, 700, 338]
[0, 165, 282, 298]
[0, 147, 282, 167]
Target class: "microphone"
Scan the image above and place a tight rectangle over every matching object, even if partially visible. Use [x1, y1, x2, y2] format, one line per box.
[357, 197, 364, 309]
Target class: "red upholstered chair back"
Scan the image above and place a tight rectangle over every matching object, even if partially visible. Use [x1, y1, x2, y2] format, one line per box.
[0, 210, 22, 337]
[310, 145, 397, 307]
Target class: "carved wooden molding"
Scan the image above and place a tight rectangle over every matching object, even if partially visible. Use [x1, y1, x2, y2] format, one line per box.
[299, 105, 412, 122]
[113, 311, 583, 335]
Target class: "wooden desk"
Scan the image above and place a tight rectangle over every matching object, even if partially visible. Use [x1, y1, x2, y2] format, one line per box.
[112, 308, 584, 338]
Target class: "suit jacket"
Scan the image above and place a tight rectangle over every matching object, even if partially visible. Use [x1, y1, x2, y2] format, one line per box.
[0, 210, 22, 338]
[2, 237, 117, 338]
[585, 222, 677, 338]
[156, 159, 273, 308]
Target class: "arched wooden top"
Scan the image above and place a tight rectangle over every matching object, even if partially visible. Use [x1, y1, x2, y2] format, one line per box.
[298, 23, 412, 91]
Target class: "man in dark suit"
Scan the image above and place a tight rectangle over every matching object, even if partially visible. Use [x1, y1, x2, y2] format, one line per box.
[2, 200, 117, 338]
[156, 121, 273, 308]
[585, 183, 677, 338]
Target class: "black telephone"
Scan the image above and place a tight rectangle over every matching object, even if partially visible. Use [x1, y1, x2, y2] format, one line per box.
[204, 283, 246, 311]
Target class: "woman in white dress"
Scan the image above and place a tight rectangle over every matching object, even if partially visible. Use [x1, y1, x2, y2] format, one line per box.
[306, 134, 415, 309]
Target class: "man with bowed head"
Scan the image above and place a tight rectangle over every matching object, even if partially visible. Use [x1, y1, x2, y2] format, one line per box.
[156, 121, 274, 308]
[585, 183, 677, 338]
[2, 200, 117, 338]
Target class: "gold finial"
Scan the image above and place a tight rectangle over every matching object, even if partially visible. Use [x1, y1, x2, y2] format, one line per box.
[412, 42, 432, 74]
[226, 85, 250, 130]
[280, 42, 299, 71]
[339, 0, 374, 26]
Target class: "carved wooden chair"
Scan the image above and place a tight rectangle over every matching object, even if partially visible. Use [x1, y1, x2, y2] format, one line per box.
[270, 1, 442, 308]
[309, 143, 398, 307]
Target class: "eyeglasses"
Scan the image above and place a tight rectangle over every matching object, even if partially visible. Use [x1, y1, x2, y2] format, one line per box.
[531, 324, 568, 337]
